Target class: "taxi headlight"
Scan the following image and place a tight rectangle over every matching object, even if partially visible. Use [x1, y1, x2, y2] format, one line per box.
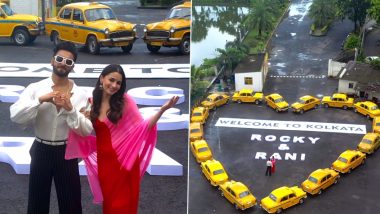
[170, 27, 176, 33]
[104, 28, 110, 35]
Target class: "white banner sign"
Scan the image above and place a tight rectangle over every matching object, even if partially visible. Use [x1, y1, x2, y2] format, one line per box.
[0, 63, 190, 78]
[215, 118, 366, 134]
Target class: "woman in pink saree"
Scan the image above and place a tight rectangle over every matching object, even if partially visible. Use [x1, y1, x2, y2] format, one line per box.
[66, 64, 179, 214]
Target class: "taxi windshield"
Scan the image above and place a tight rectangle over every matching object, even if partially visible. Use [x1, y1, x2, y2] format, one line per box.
[361, 139, 372, 144]
[1, 5, 14, 16]
[198, 147, 208, 153]
[193, 112, 202, 117]
[308, 176, 318, 183]
[269, 194, 277, 202]
[213, 169, 225, 175]
[85, 8, 116, 21]
[371, 106, 379, 110]
[338, 157, 348, 163]
[274, 98, 284, 103]
[167, 7, 190, 19]
[190, 129, 200, 133]
[298, 99, 306, 104]
[239, 191, 250, 198]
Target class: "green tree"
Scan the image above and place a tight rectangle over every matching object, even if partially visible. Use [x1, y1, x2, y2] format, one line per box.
[308, 0, 337, 28]
[336, 0, 371, 32]
[244, 0, 277, 38]
[216, 45, 247, 79]
[369, 0, 380, 23]
[191, 65, 210, 103]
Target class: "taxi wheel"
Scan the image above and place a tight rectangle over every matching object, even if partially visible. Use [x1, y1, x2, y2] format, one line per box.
[299, 198, 304, 204]
[52, 31, 60, 46]
[314, 104, 318, 109]
[354, 108, 358, 113]
[343, 105, 348, 110]
[87, 36, 100, 55]
[220, 191, 224, 197]
[324, 103, 329, 108]
[300, 109, 304, 114]
[237, 100, 242, 104]
[367, 115, 371, 120]
[234, 204, 239, 210]
[348, 169, 352, 173]
[361, 159, 365, 165]
[276, 108, 279, 113]
[12, 29, 30, 46]
[318, 189, 323, 195]
[121, 44, 133, 53]
[179, 35, 190, 55]
[255, 100, 259, 105]
[334, 178, 338, 184]
[276, 208, 283, 213]
[147, 44, 161, 53]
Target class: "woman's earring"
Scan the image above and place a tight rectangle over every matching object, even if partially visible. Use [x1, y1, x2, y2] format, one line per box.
[99, 83, 103, 90]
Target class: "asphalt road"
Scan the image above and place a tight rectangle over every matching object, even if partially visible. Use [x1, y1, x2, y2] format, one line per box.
[189, 0, 380, 213]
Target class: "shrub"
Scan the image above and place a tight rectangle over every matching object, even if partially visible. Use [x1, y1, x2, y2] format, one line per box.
[344, 34, 360, 50]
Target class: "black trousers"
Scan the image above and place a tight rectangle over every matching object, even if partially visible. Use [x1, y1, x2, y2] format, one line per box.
[27, 141, 82, 214]
[265, 166, 272, 176]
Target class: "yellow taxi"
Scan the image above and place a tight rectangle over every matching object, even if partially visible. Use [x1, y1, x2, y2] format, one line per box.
[354, 101, 380, 119]
[231, 89, 263, 104]
[201, 93, 229, 110]
[373, 117, 380, 133]
[260, 186, 307, 214]
[201, 159, 229, 186]
[143, 1, 190, 54]
[0, 2, 43, 45]
[265, 93, 289, 112]
[45, 2, 137, 54]
[219, 180, 257, 210]
[357, 133, 380, 154]
[190, 139, 212, 163]
[190, 106, 209, 124]
[331, 150, 366, 174]
[301, 168, 339, 195]
[321, 93, 354, 109]
[291, 95, 320, 114]
[189, 122, 203, 142]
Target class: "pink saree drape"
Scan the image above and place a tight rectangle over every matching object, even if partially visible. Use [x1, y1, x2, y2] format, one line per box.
[65, 94, 157, 203]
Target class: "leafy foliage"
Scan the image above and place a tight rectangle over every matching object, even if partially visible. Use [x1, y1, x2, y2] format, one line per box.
[369, 0, 380, 23]
[308, 0, 337, 28]
[344, 34, 360, 50]
[335, 0, 371, 32]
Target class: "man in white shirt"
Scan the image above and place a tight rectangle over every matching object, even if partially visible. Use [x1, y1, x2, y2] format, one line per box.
[10, 42, 93, 214]
[265, 158, 273, 176]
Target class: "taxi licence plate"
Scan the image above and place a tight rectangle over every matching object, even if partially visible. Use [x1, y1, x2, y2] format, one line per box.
[151, 42, 162, 46]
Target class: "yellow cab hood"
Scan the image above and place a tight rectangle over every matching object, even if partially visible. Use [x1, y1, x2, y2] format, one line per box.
[240, 194, 256, 205]
[291, 102, 303, 109]
[212, 173, 228, 183]
[322, 96, 331, 102]
[201, 101, 213, 107]
[332, 160, 347, 170]
[358, 143, 372, 151]
[191, 116, 203, 122]
[8, 14, 39, 22]
[261, 197, 277, 209]
[302, 180, 318, 191]
[372, 109, 380, 116]
[87, 20, 134, 31]
[277, 101, 289, 108]
[147, 19, 189, 31]
[199, 150, 212, 158]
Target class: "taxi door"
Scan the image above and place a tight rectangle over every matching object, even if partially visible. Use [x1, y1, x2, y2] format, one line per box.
[70, 9, 87, 45]
[56, 8, 73, 41]
[0, 7, 11, 36]
[358, 104, 369, 116]
[374, 135, 380, 150]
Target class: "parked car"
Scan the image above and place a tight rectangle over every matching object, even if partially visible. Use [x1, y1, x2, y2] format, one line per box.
[189, 122, 203, 142]
[321, 93, 354, 109]
[190, 139, 213, 163]
[265, 93, 289, 112]
[219, 180, 257, 210]
[331, 150, 366, 174]
[357, 133, 380, 154]
[354, 101, 380, 119]
[291, 95, 320, 114]
[201, 93, 229, 110]
[191, 106, 209, 124]
[201, 159, 229, 186]
[45, 2, 137, 54]
[0, 2, 43, 45]
[373, 117, 380, 133]
[260, 186, 307, 214]
[143, 1, 190, 54]
[301, 168, 339, 195]
[231, 89, 263, 104]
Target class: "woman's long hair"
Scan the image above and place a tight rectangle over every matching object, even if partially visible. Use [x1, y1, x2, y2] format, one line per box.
[91, 64, 126, 124]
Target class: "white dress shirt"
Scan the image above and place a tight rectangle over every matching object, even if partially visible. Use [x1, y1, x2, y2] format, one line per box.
[10, 77, 93, 141]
